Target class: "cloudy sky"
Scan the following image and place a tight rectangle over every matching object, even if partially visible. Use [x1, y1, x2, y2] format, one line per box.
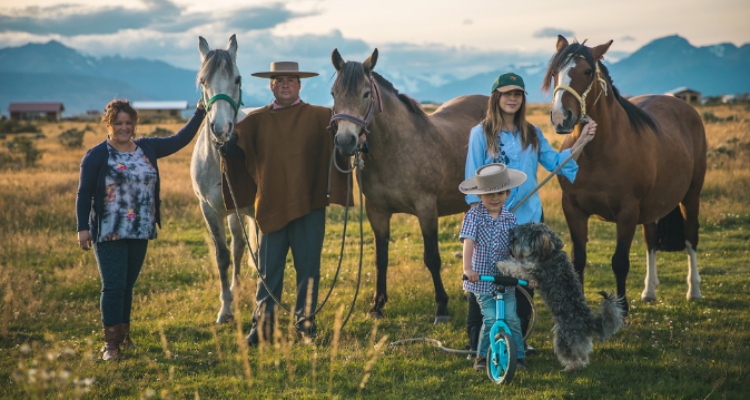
[0, 0, 747, 80]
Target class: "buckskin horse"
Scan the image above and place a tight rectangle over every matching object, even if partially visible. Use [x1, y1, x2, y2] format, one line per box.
[330, 48, 488, 322]
[543, 35, 706, 312]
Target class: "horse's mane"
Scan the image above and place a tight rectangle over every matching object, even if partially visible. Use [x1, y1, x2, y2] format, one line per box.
[196, 49, 235, 87]
[333, 62, 426, 117]
[372, 72, 426, 117]
[542, 42, 659, 134]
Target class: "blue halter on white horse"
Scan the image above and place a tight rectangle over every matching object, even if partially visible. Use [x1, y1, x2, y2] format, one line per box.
[190, 35, 256, 324]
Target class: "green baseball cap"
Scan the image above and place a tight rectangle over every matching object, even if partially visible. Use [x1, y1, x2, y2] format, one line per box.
[491, 72, 527, 94]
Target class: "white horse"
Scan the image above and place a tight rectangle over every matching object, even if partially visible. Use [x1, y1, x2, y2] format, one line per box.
[190, 35, 256, 323]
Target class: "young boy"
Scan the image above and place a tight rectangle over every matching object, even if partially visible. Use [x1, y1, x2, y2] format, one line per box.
[459, 163, 534, 371]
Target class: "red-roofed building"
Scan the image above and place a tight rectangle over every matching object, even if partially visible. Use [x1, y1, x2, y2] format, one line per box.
[8, 102, 65, 121]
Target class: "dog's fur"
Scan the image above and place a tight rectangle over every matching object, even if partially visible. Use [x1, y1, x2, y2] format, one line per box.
[496, 223, 625, 371]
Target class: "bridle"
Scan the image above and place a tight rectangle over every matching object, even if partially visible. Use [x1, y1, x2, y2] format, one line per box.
[200, 75, 244, 118]
[328, 78, 383, 138]
[553, 56, 608, 123]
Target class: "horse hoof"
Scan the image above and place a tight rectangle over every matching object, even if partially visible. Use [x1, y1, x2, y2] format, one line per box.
[217, 314, 235, 324]
[434, 315, 451, 325]
[640, 295, 656, 303]
[367, 310, 384, 319]
[687, 292, 703, 301]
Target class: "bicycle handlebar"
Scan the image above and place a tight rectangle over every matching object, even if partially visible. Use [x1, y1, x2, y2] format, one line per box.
[462, 274, 528, 287]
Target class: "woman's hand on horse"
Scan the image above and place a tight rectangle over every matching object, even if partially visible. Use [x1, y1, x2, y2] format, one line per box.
[197, 99, 205, 111]
[581, 120, 597, 140]
[573, 120, 597, 156]
[78, 230, 92, 251]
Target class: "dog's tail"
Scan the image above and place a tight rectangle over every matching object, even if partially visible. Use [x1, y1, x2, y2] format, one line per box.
[592, 290, 626, 342]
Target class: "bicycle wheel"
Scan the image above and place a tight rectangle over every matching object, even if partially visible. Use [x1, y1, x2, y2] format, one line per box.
[486, 331, 517, 384]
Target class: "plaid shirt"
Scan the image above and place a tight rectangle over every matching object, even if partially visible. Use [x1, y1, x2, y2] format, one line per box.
[460, 204, 517, 294]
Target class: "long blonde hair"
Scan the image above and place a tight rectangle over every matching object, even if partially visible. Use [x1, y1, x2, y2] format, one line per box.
[481, 91, 538, 158]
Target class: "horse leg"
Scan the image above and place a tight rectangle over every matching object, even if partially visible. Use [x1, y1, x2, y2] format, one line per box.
[681, 191, 703, 300]
[199, 201, 234, 324]
[612, 212, 639, 315]
[641, 223, 660, 302]
[562, 198, 589, 286]
[415, 203, 450, 324]
[367, 204, 392, 319]
[227, 212, 245, 291]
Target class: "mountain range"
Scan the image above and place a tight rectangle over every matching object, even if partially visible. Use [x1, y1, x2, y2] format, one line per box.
[1, 35, 749, 117]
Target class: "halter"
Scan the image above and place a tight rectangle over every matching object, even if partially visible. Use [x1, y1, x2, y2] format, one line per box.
[200, 76, 244, 117]
[553, 57, 608, 122]
[328, 78, 383, 136]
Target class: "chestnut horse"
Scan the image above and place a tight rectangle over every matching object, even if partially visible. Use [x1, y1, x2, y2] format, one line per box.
[330, 48, 488, 322]
[543, 36, 706, 312]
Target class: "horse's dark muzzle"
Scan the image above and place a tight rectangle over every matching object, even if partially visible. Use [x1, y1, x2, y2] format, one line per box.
[334, 133, 358, 156]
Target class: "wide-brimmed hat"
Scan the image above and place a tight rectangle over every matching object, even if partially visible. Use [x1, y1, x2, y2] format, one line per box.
[251, 61, 319, 78]
[491, 72, 528, 94]
[459, 163, 527, 195]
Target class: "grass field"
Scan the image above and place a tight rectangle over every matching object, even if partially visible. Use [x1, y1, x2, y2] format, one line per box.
[0, 103, 748, 399]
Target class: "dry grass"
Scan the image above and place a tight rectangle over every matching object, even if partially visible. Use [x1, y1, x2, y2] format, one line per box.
[0, 103, 748, 398]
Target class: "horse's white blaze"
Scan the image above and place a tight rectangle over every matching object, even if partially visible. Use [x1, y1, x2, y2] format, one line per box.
[641, 248, 659, 301]
[550, 63, 574, 126]
[686, 240, 702, 300]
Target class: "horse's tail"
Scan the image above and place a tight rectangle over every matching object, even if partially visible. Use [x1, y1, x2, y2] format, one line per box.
[592, 291, 626, 342]
[656, 206, 686, 251]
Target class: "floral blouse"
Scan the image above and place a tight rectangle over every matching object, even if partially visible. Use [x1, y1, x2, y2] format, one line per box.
[99, 144, 158, 241]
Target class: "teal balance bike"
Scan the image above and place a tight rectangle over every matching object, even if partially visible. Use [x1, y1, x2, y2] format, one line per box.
[464, 274, 529, 384]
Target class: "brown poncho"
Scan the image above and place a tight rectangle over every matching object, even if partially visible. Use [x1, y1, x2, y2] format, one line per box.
[222, 103, 352, 233]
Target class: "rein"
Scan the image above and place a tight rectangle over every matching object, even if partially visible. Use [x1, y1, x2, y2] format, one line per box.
[553, 58, 608, 122]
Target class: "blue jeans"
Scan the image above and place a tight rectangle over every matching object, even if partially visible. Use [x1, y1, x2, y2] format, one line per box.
[474, 290, 525, 360]
[93, 239, 148, 327]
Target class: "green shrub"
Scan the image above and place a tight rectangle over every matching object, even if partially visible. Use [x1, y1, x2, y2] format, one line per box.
[145, 126, 174, 137]
[5, 136, 44, 167]
[0, 119, 40, 134]
[57, 128, 85, 148]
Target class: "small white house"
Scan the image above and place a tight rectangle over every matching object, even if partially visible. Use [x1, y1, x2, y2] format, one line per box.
[131, 101, 189, 119]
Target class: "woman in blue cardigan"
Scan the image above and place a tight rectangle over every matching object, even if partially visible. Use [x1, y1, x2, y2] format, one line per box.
[76, 99, 205, 360]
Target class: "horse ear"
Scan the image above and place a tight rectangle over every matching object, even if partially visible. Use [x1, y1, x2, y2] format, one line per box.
[590, 40, 614, 60]
[226, 34, 238, 61]
[556, 35, 569, 52]
[199, 36, 210, 62]
[363, 48, 378, 76]
[331, 48, 345, 71]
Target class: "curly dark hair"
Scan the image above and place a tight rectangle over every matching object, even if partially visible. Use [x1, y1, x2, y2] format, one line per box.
[101, 99, 138, 128]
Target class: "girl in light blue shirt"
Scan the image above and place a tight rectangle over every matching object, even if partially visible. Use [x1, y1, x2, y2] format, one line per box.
[463, 72, 596, 361]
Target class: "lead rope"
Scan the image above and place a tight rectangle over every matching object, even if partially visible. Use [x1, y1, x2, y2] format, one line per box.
[509, 126, 594, 214]
[325, 150, 366, 331]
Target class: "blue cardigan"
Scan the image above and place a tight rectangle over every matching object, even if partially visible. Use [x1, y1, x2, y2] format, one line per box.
[76, 109, 205, 240]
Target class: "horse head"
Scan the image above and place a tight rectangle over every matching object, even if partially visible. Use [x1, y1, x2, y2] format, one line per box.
[544, 35, 612, 134]
[330, 48, 380, 156]
[198, 34, 243, 144]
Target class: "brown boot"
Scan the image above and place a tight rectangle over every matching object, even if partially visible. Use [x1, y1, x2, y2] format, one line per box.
[102, 325, 122, 361]
[120, 323, 137, 351]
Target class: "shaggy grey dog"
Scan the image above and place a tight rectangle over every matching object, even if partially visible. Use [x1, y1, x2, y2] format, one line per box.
[495, 223, 625, 371]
